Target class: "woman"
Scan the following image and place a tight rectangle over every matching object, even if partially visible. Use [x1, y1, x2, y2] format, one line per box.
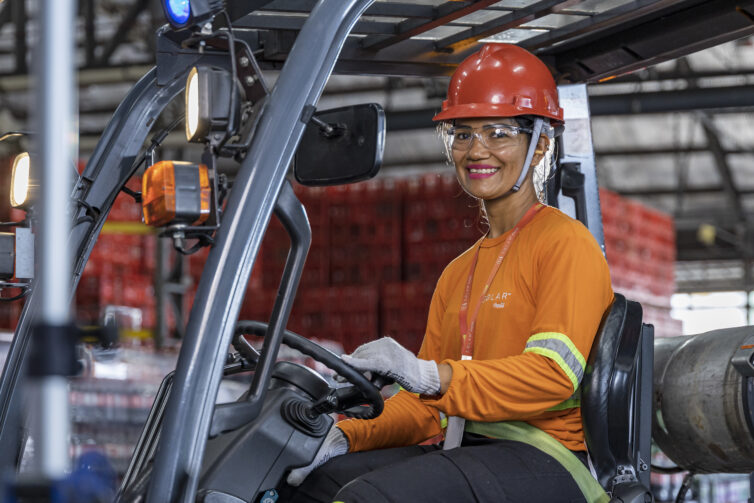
[280, 44, 613, 503]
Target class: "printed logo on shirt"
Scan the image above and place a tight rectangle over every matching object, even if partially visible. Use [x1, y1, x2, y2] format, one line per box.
[483, 291, 512, 309]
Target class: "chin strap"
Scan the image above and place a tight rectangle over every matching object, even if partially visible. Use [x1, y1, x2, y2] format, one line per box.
[511, 117, 545, 192]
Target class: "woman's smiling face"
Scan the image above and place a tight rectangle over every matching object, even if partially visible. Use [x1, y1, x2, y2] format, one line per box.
[450, 117, 533, 202]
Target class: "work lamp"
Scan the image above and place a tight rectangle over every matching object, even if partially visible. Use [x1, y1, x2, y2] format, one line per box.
[142, 160, 211, 227]
[185, 66, 238, 143]
[162, 0, 224, 30]
[10, 152, 31, 209]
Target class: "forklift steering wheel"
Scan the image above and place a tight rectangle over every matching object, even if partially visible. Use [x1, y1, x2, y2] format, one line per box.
[235, 320, 386, 419]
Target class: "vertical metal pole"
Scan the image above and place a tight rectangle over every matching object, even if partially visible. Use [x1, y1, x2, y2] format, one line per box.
[29, 0, 77, 478]
[556, 84, 605, 252]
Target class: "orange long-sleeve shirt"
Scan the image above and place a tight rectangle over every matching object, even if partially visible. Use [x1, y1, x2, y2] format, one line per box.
[338, 205, 614, 452]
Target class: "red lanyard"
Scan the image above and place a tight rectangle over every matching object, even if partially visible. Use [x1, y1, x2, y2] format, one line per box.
[458, 203, 544, 359]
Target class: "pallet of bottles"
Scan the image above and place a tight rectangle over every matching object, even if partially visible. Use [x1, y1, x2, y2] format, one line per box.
[601, 188, 678, 337]
[402, 174, 479, 282]
[650, 448, 751, 503]
[239, 284, 379, 353]
[76, 175, 161, 330]
[68, 341, 179, 476]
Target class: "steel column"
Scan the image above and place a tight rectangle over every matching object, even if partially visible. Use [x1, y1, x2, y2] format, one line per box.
[29, 0, 77, 478]
[12, 0, 27, 74]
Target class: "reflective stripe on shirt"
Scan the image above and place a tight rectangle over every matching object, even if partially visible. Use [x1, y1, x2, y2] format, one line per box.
[523, 332, 586, 391]
[546, 390, 581, 412]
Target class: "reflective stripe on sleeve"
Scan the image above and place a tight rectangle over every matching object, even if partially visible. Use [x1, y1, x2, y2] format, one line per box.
[523, 332, 586, 391]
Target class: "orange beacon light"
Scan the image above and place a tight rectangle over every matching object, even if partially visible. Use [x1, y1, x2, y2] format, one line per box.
[142, 160, 211, 227]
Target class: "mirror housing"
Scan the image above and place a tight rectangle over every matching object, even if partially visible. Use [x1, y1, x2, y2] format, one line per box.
[294, 103, 385, 186]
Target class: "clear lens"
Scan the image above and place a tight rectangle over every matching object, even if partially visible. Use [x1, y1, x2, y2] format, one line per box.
[10, 152, 30, 208]
[165, 0, 190, 25]
[185, 67, 200, 141]
[449, 124, 529, 151]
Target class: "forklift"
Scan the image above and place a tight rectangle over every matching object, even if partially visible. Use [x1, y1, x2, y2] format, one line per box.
[1, 0, 754, 502]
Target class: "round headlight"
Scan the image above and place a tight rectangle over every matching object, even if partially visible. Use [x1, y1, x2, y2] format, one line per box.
[164, 0, 191, 26]
[185, 67, 200, 141]
[10, 152, 30, 208]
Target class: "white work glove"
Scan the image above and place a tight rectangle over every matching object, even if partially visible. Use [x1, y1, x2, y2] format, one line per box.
[286, 424, 349, 487]
[341, 337, 441, 395]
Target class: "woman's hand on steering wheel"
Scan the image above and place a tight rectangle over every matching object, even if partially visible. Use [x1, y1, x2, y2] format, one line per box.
[342, 337, 441, 395]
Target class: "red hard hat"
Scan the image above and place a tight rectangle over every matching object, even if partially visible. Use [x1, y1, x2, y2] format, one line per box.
[433, 43, 564, 125]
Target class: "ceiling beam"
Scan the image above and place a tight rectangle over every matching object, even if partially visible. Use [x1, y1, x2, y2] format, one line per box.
[699, 113, 746, 223]
[522, 0, 682, 53]
[434, 0, 575, 52]
[378, 85, 754, 131]
[360, 0, 501, 51]
[589, 85, 754, 115]
[608, 68, 754, 84]
[617, 186, 754, 197]
[540, 0, 754, 83]
[246, 0, 437, 19]
[97, 0, 150, 66]
[597, 147, 753, 157]
[235, 14, 396, 35]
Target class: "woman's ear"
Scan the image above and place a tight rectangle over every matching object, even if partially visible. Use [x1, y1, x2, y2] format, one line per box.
[530, 135, 550, 166]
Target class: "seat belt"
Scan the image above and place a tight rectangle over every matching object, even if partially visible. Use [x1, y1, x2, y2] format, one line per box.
[465, 420, 610, 503]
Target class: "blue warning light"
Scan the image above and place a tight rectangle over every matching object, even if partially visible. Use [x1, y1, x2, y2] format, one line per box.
[164, 0, 190, 26]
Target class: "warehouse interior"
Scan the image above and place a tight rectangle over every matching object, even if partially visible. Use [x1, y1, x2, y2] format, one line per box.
[0, 0, 754, 502]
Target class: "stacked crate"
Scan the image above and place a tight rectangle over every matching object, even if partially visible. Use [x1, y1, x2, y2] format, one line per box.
[76, 176, 156, 333]
[380, 282, 435, 353]
[601, 188, 680, 338]
[68, 175, 679, 349]
[260, 185, 329, 290]
[329, 179, 404, 286]
[403, 174, 479, 282]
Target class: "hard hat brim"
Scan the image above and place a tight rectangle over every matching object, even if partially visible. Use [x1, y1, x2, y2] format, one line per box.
[432, 103, 564, 125]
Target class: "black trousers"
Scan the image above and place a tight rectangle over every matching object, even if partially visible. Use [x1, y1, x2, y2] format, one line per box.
[277, 433, 588, 503]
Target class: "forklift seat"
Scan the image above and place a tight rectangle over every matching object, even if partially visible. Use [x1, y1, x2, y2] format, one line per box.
[580, 293, 654, 503]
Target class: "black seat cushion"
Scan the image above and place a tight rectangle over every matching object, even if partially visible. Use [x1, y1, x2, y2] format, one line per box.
[581, 293, 644, 489]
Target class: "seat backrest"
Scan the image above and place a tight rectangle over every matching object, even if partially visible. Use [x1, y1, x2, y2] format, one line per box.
[581, 293, 654, 496]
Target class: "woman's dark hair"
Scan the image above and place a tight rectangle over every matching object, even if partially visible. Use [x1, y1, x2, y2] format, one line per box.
[513, 115, 536, 137]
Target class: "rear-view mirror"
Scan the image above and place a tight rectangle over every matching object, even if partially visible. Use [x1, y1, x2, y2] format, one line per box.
[294, 103, 385, 186]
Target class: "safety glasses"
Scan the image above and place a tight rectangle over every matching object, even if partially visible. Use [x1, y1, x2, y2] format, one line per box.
[446, 123, 532, 151]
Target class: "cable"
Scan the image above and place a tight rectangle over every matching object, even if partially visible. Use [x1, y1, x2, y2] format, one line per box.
[121, 185, 142, 203]
[127, 114, 185, 179]
[220, 10, 238, 150]
[675, 471, 695, 503]
[0, 287, 30, 302]
[74, 198, 101, 224]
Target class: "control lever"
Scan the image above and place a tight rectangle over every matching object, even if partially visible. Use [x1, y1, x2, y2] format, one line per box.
[232, 333, 260, 365]
[307, 372, 395, 417]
